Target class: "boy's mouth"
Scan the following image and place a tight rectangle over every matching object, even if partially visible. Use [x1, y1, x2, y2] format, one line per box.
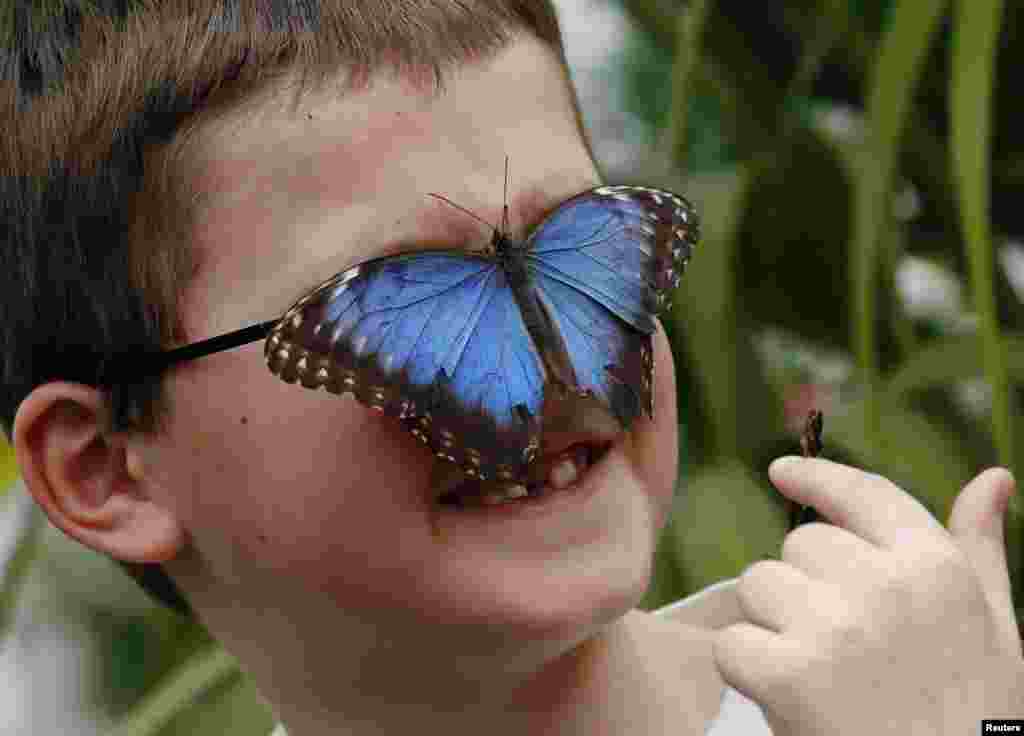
[428, 390, 625, 511]
[432, 436, 615, 510]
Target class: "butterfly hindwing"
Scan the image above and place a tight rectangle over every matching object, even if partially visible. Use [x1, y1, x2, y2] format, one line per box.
[266, 251, 545, 482]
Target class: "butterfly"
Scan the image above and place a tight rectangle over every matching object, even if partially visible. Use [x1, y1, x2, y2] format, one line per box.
[264, 183, 699, 484]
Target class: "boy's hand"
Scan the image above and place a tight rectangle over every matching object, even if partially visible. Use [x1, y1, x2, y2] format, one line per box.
[713, 457, 1024, 735]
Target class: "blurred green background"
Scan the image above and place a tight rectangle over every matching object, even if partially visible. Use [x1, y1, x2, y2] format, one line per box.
[1, 0, 1021, 733]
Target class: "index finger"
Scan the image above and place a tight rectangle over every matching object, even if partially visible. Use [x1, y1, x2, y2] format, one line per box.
[769, 456, 946, 549]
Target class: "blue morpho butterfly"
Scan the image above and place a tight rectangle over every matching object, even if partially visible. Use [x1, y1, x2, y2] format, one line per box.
[112, 174, 699, 487]
[263, 179, 699, 486]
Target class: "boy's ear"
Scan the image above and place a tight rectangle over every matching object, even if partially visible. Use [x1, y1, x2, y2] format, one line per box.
[12, 382, 186, 564]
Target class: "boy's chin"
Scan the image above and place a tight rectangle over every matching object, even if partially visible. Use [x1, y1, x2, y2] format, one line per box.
[420, 446, 660, 633]
[438, 554, 653, 647]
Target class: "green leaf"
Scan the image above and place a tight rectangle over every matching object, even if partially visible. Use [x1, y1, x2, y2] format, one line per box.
[159, 669, 276, 736]
[0, 440, 20, 500]
[667, 0, 712, 165]
[950, 0, 1015, 470]
[110, 645, 249, 736]
[671, 460, 787, 592]
[850, 0, 947, 455]
[882, 334, 1024, 399]
[671, 168, 750, 461]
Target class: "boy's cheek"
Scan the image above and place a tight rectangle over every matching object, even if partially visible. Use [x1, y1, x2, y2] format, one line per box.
[621, 323, 679, 525]
[154, 401, 428, 585]
[150, 313, 679, 553]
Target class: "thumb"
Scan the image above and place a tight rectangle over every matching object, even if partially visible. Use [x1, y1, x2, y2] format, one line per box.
[947, 466, 1019, 655]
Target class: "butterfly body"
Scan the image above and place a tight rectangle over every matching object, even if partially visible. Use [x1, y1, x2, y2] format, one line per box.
[265, 185, 699, 483]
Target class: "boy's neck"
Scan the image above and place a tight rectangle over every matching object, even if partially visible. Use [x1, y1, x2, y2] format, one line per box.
[266, 609, 725, 736]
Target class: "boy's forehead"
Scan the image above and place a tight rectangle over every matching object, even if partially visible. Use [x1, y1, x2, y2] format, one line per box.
[190, 32, 582, 206]
[180, 34, 596, 335]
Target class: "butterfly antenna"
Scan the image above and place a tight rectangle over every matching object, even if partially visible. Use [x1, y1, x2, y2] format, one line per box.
[426, 193, 496, 234]
[502, 155, 510, 235]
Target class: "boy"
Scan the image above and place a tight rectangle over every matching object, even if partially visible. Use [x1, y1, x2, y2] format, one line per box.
[3, 2, 1020, 734]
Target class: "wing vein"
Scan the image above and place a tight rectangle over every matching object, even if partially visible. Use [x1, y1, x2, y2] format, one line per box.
[437, 268, 500, 387]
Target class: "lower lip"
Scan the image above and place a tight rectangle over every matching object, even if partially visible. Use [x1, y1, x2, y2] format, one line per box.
[430, 445, 616, 523]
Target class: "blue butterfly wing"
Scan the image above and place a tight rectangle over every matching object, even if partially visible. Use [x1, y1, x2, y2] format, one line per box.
[524, 185, 698, 426]
[266, 252, 545, 481]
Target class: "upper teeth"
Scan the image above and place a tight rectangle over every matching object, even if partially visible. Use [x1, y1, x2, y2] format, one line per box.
[480, 449, 588, 505]
[449, 444, 598, 507]
[550, 444, 594, 488]
[547, 455, 581, 489]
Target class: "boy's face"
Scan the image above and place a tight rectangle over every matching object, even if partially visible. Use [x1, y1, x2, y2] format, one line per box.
[113, 33, 677, 673]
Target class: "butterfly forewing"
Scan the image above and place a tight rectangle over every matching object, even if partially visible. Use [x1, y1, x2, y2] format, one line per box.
[266, 251, 545, 482]
[525, 185, 698, 330]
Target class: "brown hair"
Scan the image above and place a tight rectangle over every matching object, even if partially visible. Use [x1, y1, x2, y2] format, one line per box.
[1, 0, 579, 619]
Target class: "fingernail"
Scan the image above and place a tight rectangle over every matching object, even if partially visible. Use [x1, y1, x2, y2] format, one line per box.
[770, 456, 802, 474]
[1001, 475, 1016, 515]
[992, 468, 1015, 513]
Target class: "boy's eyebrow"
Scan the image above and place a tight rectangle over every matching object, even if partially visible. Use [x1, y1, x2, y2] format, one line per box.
[192, 167, 593, 326]
[267, 209, 483, 311]
[277, 183, 571, 309]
